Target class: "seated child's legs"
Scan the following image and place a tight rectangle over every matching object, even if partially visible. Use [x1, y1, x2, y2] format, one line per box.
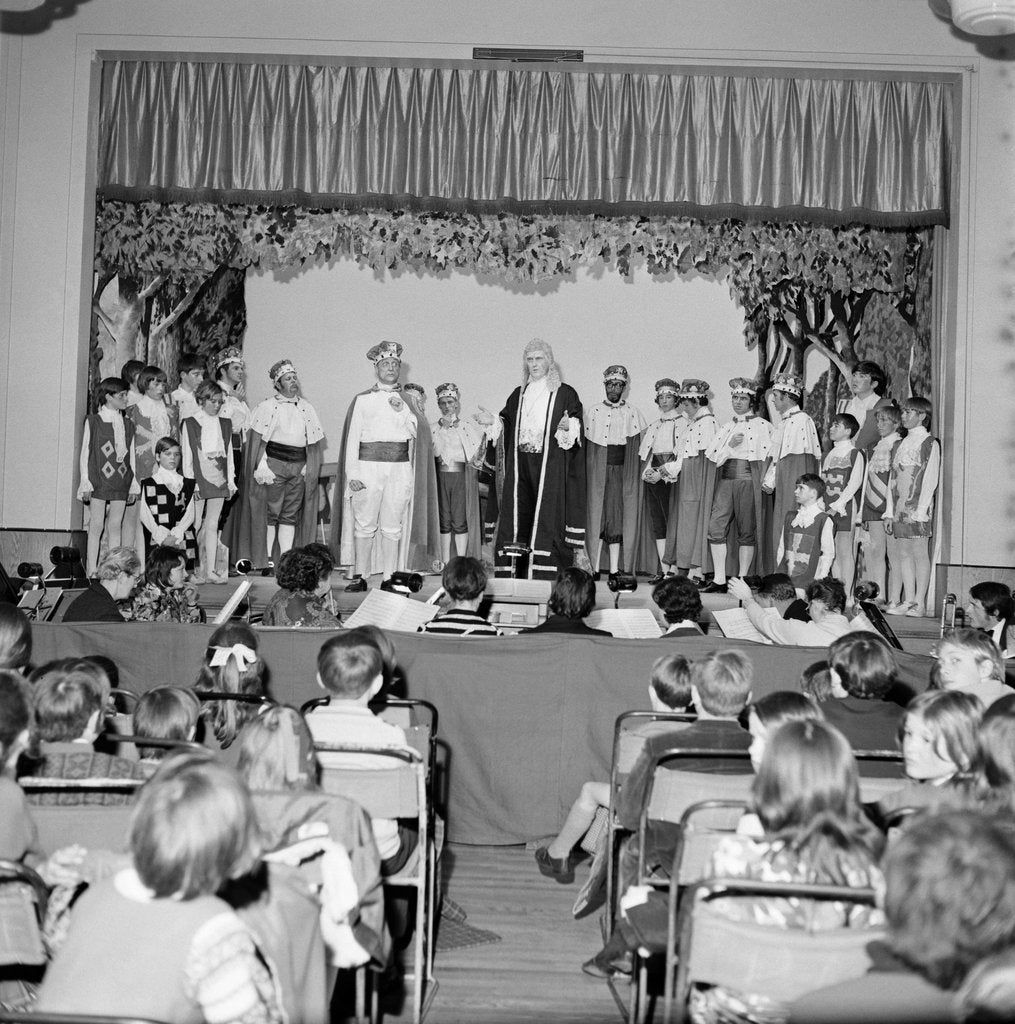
[547, 780, 610, 860]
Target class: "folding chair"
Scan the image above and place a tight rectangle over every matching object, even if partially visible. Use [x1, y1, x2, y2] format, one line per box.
[99, 733, 206, 764]
[18, 778, 140, 853]
[617, 751, 751, 1024]
[666, 878, 882, 1024]
[0, 859, 49, 1010]
[604, 711, 696, 935]
[854, 748, 906, 803]
[194, 690, 276, 708]
[313, 742, 436, 1024]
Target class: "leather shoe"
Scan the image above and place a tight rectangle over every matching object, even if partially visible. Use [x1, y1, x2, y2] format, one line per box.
[647, 572, 666, 585]
[581, 951, 633, 979]
[700, 581, 728, 594]
[534, 846, 575, 884]
[344, 575, 368, 593]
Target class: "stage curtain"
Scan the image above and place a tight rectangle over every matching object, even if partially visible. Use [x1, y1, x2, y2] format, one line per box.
[97, 58, 951, 226]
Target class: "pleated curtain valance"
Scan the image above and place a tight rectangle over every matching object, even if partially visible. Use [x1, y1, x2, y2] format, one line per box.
[96, 57, 952, 227]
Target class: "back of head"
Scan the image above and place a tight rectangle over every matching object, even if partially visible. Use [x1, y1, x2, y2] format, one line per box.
[904, 689, 983, 778]
[752, 690, 824, 732]
[133, 686, 201, 761]
[652, 575, 703, 624]
[344, 625, 397, 685]
[759, 573, 798, 604]
[828, 630, 897, 699]
[0, 669, 30, 761]
[442, 556, 487, 603]
[131, 751, 262, 899]
[275, 548, 321, 595]
[650, 653, 693, 711]
[96, 545, 142, 581]
[195, 623, 266, 744]
[237, 705, 318, 792]
[800, 660, 833, 701]
[302, 542, 336, 578]
[32, 664, 104, 742]
[317, 634, 383, 699]
[548, 568, 596, 620]
[806, 576, 846, 615]
[884, 810, 1015, 990]
[692, 649, 752, 717]
[0, 604, 31, 672]
[974, 707, 1015, 796]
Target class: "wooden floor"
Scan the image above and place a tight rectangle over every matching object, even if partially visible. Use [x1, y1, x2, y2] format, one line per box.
[414, 843, 620, 1024]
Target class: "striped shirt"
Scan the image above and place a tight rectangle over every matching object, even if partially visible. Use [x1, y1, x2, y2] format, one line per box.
[419, 608, 501, 636]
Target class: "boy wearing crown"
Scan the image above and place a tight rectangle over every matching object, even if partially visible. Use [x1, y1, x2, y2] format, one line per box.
[761, 372, 822, 572]
[240, 358, 325, 567]
[667, 379, 718, 582]
[332, 342, 424, 591]
[702, 377, 772, 592]
[584, 365, 646, 581]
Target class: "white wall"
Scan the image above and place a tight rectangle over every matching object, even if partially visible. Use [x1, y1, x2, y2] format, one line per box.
[243, 260, 752, 451]
[0, 0, 1012, 569]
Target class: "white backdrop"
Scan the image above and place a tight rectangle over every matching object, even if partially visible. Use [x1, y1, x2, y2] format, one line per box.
[243, 258, 755, 458]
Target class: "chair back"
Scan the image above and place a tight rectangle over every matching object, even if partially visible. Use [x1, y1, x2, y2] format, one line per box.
[0, 860, 48, 968]
[314, 743, 425, 821]
[19, 779, 137, 852]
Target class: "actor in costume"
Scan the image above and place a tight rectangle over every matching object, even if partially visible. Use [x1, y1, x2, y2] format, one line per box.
[241, 359, 325, 567]
[703, 377, 772, 593]
[837, 359, 886, 453]
[430, 382, 493, 564]
[639, 378, 686, 583]
[214, 346, 251, 552]
[668, 379, 718, 581]
[333, 343, 422, 591]
[491, 338, 586, 580]
[399, 383, 442, 573]
[584, 365, 645, 581]
[762, 372, 822, 572]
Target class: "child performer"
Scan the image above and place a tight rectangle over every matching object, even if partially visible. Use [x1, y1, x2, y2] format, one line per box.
[181, 380, 236, 583]
[777, 473, 834, 593]
[639, 378, 686, 583]
[127, 365, 178, 488]
[857, 398, 902, 606]
[704, 377, 772, 592]
[822, 412, 864, 589]
[138, 436, 197, 567]
[885, 396, 941, 618]
[838, 360, 887, 452]
[120, 358, 145, 408]
[77, 377, 138, 575]
[169, 353, 206, 421]
[762, 372, 822, 573]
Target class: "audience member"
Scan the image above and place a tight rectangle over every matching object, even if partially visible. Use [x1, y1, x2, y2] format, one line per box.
[132, 686, 202, 775]
[22, 662, 148, 804]
[534, 653, 694, 883]
[527, 568, 611, 636]
[343, 624, 400, 693]
[746, 690, 824, 772]
[0, 603, 32, 673]
[791, 810, 1015, 1023]
[193, 623, 270, 765]
[934, 627, 1011, 708]
[821, 631, 906, 755]
[61, 546, 141, 623]
[304, 634, 415, 876]
[968, 704, 1015, 814]
[731, 575, 865, 646]
[756, 571, 811, 622]
[36, 751, 283, 1023]
[651, 575, 705, 637]
[799, 659, 833, 701]
[876, 689, 981, 820]
[420, 556, 500, 636]
[966, 581, 1014, 657]
[260, 546, 341, 627]
[126, 545, 204, 623]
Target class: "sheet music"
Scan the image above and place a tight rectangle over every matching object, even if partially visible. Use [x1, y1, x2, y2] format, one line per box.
[486, 578, 552, 602]
[585, 608, 663, 638]
[213, 580, 252, 625]
[710, 607, 772, 644]
[343, 589, 439, 632]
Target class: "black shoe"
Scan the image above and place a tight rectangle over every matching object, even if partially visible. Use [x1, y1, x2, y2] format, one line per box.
[607, 572, 620, 588]
[647, 572, 666, 585]
[534, 846, 575, 884]
[344, 575, 367, 593]
[694, 576, 713, 589]
[379, 577, 397, 593]
[700, 581, 728, 594]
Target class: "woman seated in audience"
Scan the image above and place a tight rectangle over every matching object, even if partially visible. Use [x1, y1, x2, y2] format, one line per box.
[586, 720, 882, 1003]
[966, 580, 1014, 657]
[535, 653, 694, 883]
[526, 567, 612, 636]
[236, 706, 387, 969]
[933, 627, 1011, 708]
[125, 544, 205, 623]
[260, 546, 341, 628]
[193, 622, 271, 767]
[35, 751, 284, 1023]
[132, 686, 202, 776]
[875, 689, 982, 820]
[61, 546, 141, 623]
[0, 603, 32, 673]
[791, 810, 1015, 1023]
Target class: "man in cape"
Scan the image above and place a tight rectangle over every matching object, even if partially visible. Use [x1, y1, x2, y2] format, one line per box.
[490, 338, 586, 580]
[761, 371, 822, 573]
[584, 365, 645, 583]
[239, 358, 325, 568]
[701, 376, 772, 593]
[331, 342, 433, 591]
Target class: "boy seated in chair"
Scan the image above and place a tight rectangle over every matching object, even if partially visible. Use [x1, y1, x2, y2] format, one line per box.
[305, 634, 417, 875]
[24, 663, 148, 805]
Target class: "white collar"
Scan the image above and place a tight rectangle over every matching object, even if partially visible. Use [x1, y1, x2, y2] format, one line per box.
[792, 501, 825, 527]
